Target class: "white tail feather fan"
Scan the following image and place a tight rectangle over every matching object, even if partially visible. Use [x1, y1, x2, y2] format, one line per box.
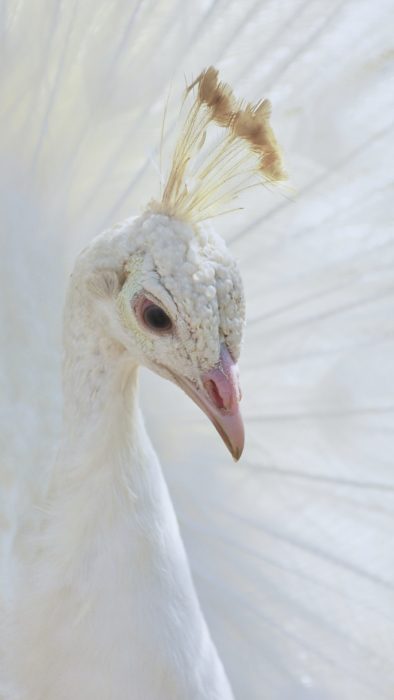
[0, 2, 393, 700]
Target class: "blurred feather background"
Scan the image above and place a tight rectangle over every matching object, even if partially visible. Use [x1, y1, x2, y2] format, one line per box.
[0, 0, 393, 698]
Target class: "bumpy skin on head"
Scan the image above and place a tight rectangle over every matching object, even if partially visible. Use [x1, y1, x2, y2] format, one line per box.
[91, 209, 246, 384]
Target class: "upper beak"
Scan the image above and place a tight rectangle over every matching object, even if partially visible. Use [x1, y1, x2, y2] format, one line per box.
[173, 344, 245, 461]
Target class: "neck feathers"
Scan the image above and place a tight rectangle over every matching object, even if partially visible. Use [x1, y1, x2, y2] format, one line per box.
[7, 238, 234, 700]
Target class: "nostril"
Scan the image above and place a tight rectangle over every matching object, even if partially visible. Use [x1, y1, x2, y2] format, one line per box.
[205, 379, 226, 410]
[203, 370, 232, 410]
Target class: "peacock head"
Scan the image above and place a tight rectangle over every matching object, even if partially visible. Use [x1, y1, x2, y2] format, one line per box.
[78, 67, 287, 460]
[113, 208, 245, 460]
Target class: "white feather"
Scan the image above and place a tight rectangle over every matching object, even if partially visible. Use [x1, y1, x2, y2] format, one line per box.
[0, 1, 393, 699]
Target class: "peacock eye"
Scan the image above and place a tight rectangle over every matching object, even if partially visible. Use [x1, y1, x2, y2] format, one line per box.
[142, 303, 172, 332]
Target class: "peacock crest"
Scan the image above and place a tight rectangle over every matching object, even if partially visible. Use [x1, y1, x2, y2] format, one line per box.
[152, 66, 288, 223]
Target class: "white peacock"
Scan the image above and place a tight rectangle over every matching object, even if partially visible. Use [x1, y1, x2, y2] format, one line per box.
[5, 68, 287, 699]
[1, 3, 393, 699]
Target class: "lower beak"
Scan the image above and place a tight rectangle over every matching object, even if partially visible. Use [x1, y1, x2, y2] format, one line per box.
[173, 345, 245, 461]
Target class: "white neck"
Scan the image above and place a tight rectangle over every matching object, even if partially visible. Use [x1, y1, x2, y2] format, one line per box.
[9, 289, 234, 700]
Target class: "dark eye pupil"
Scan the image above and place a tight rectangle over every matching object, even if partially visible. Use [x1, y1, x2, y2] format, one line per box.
[143, 304, 172, 331]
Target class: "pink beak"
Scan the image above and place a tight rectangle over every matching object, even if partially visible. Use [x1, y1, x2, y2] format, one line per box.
[174, 344, 245, 461]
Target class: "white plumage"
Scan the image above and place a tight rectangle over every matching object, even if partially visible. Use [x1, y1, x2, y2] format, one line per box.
[0, 1, 393, 699]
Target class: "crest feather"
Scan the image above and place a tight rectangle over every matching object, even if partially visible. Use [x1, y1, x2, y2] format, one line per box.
[156, 67, 288, 222]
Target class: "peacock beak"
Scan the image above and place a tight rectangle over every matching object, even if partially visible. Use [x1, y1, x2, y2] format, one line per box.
[173, 344, 245, 461]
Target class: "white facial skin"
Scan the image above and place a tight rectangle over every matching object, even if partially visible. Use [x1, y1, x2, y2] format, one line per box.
[76, 210, 246, 457]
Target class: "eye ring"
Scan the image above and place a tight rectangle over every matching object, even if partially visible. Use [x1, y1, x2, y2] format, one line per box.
[141, 301, 173, 333]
